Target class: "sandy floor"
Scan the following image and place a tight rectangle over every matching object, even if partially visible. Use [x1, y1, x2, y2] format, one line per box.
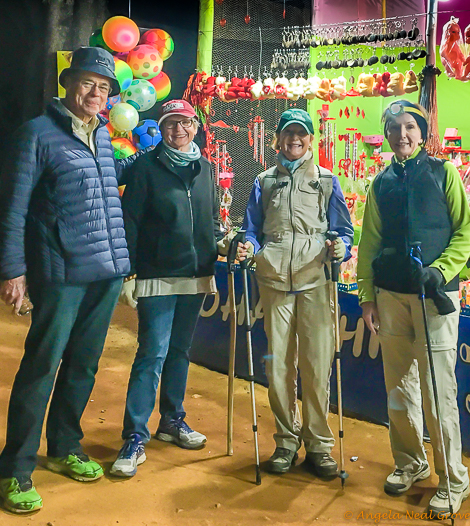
[0, 302, 468, 525]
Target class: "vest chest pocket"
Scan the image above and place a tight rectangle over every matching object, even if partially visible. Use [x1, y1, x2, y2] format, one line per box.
[267, 181, 289, 210]
[298, 180, 325, 220]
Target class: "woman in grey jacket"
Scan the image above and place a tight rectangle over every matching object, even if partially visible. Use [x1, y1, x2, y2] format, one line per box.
[240, 109, 353, 476]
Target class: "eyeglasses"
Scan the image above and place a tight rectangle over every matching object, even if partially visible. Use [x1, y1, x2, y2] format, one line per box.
[164, 119, 194, 129]
[79, 80, 111, 95]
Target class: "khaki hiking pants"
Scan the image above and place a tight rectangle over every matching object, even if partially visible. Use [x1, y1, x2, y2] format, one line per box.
[376, 288, 469, 491]
[258, 283, 335, 454]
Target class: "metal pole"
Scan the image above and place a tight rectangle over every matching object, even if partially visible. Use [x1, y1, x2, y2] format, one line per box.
[327, 231, 349, 488]
[227, 272, 236, 456]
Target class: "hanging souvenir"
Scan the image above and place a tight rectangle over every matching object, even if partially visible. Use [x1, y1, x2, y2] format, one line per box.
[440, 17, 466, 80]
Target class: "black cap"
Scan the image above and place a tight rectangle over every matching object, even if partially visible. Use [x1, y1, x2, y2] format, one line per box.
[59, 47, 121, 97]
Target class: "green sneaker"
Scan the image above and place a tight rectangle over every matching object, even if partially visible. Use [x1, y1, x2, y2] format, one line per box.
[46, 453, 103, 482]
[0, 477, 43, 513]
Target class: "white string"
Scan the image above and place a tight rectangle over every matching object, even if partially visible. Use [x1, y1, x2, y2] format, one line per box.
[258, 27, 263, 79]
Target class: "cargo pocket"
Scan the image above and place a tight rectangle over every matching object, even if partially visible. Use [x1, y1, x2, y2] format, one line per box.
[255, 242, 287, 284]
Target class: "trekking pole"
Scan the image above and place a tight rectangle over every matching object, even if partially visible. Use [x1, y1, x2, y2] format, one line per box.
[326, 231, 349, 489]
[410, 243, 454, 525]
[226, 231, 245, 456]
[238, 230, 261, 485]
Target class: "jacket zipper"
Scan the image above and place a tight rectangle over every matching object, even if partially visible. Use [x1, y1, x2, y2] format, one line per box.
[288, 174, 295, 291]
[187, 184, 198, 276]
[73, 129, 118, 273]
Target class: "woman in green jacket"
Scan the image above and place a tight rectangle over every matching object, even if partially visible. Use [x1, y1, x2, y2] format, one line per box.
[357, 100, 470, 518]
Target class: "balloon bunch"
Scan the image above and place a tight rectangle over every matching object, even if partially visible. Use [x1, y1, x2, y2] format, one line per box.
[439, 17, 470, 81]
[89, 16, 175, 158]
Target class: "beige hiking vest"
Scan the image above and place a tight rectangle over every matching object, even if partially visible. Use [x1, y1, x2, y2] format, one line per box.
[254, 154, 333, 292]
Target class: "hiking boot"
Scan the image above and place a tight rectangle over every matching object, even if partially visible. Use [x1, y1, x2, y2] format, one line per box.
[0, 477, 42, 514]
[110, 434, 146, 477]
[305, 452, 338, 478]
[427, 485, 470, 519]
[46, 452, 104, 482]
[266, 447, 299, 474]
[155, 417, 206, 450]
[384, 463, 431, 495]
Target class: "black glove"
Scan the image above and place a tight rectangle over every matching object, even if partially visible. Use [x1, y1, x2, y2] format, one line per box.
[416, 267, 456, 315]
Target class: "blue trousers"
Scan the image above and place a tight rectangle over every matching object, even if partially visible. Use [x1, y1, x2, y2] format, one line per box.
[122, 293, 205, 443]
[0, 278, 122, 479]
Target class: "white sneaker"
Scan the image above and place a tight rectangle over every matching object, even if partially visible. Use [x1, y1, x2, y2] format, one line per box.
[427, 484, 470, 519]
[384, 463, 431, 495]
[110, 434, 146, 477]
[155, 418, 206, 450]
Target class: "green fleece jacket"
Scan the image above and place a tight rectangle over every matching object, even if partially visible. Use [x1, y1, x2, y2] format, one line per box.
[357, 147, 470, 304]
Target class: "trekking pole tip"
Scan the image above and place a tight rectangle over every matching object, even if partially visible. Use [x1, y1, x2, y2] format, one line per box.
[255, 466, 262, 485]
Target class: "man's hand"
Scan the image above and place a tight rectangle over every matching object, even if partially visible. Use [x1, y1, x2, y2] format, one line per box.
[361, 301, 380, 335]
[0, 276, 27, 315]
[326, 238, 346, 261]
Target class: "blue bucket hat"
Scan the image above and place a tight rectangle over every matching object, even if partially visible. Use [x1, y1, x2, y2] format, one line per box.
[59, 47, 121, 97]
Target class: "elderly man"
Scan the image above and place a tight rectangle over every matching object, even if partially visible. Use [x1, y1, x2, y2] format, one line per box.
[0, 47, 141, 513]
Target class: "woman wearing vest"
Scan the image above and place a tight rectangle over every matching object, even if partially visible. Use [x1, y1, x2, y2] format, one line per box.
[357, 100, 470, 517]
[109, 100, 222, 477]
[239, 109, 354, 476]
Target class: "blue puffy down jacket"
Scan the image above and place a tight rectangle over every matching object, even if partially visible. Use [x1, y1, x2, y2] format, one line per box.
[0, 100, 131, 283]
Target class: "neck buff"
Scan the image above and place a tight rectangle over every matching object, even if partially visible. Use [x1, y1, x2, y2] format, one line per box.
[162, 140, 201, 167]
[277, 150, 311, 174]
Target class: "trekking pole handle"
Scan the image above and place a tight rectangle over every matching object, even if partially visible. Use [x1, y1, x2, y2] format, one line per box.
[409, 241, 425, 296]
[326, 230, 340, 283]
[227, 230, 247, 273]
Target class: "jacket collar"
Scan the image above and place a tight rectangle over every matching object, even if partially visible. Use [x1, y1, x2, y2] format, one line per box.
[46, 98, 107, 134]
[275, 151, 318, 180]
[154, 141, 202, 178]
[391, 146, 428, 174]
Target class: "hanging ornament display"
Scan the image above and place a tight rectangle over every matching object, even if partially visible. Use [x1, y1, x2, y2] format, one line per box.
[213, 140, 234, 231]
[248, 116, 265, 167]
[245, 0, 251, 24]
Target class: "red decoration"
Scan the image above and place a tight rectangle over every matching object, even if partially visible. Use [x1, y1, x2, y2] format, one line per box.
[215, 0, 223, 4]
[220, 18, 227, 27]
[245, 15, 251, 24]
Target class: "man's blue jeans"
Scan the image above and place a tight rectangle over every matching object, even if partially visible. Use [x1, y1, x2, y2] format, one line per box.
[0, 278, 122, 479]
[122, 293, 206, 443]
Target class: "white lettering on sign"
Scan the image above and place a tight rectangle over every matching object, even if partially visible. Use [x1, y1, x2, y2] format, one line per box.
[460, 343, 470, 363]
[201, 292, 381, 360]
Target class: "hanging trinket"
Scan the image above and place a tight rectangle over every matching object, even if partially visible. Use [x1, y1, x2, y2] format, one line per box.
[245, 0, 251, 24]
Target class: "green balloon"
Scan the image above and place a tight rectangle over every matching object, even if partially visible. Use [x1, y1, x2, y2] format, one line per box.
[89, 28, 113, 53]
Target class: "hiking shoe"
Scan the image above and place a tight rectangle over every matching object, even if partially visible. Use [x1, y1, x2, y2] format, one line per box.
[0, 477, 42, 514]
[305, 452, 338, 478]
[155, 417, 206, 450]
[110, 434, 146, 477]
[427, 485, 470, 519]
[266, 447, 299, 474]
[384, 463, 431, 495]
[46, 452, 104, 482]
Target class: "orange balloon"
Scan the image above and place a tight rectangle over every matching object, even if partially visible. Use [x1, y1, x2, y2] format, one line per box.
[102, 16, 140, 53]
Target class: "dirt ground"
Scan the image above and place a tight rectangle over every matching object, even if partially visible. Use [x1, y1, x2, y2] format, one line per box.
[0, 302, 469, 526]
